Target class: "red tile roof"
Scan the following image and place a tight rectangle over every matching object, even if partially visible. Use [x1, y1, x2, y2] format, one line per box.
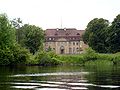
[45, 28, 85, 37]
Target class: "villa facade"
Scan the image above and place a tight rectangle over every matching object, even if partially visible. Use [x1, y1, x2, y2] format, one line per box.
[44, 28, 87, 54]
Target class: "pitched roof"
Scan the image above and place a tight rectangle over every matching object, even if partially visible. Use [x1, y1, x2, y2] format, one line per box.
[45, 28, 85, 37]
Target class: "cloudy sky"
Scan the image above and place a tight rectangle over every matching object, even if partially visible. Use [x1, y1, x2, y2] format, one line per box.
[0, 0, 120, 30]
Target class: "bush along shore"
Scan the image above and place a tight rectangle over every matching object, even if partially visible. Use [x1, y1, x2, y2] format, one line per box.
[24, 48, 120, 66]
[1, 46, 120, 66]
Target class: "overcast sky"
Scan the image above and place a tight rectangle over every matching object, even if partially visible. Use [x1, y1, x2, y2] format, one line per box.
[0, 0, 120, 30]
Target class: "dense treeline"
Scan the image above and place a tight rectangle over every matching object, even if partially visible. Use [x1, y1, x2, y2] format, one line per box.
[83, 14, 120, 53]
[0, 14, 31, 65]
[11, 18, 44, 54]
[0, 13, 120, 66]
[0, 14, 44, 65]
[16, 24, 44, 54]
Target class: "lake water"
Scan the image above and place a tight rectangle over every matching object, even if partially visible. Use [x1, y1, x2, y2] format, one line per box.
[0, 64, 120, 90]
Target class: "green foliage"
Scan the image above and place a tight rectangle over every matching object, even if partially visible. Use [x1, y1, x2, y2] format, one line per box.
[0, 14, 15, 65]
[0, 14, 16, 48]
[83, 18, 109, 53]
[17, 24, 44, 54]
[107, 14, 120, 53]
[35, 51, 62, 66]
[83, 14, 120, 53]
[83, 48, 99, 61]
[84, 51, 120, 65]
[1, 13, 120, 66]
[0, 14, 31, 65]
[112, 56, 120, 65]
[0, 48, 12, 65]
[10, 44, 31, 65]
[47, 46, 52, 52]
[0, 44, 31, 65]
[58, 55, 84, 65]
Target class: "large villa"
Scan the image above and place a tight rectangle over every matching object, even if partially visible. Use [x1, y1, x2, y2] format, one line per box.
[44, 28, 88, 54]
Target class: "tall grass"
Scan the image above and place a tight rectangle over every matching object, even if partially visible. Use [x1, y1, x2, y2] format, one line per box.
[26, 48, 120, 66]
[83, 48, 120, 65]
[58, 54, 84, 65]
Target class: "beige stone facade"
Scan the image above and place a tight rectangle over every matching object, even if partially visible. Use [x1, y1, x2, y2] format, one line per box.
[45, 28, 87, 54]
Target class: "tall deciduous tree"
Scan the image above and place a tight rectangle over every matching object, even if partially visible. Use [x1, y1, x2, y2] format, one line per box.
[18, 24, 44, 54]
[107, 14, 120, 53]
[83, 18, 109, 53]
[0, 14, 16, 49]
[0, 14, 30, 65]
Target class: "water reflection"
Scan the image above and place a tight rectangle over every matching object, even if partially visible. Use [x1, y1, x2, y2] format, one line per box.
[11, 72, 89, 77]
[0, 65, 120, 90]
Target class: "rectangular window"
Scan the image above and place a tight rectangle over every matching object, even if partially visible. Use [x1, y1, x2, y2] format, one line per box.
[73, 47, 75, 53]
[73, 42, 75, 45]
[69, 48, 72, 54]
[57, 42, 59, 46]
[69, 42, 71, 44]
[76, 42, 79, 45]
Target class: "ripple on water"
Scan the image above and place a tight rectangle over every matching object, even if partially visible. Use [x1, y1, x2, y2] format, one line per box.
[71, 87, 88, 90]
[10, 71, 120, 90]
[10, 72, 89, 77]
[10, 81, 120, 90]
[11, 86, 38, 89]
[11, 82, 60, 87]
[98, 85, 120, 88]
[68, 82, 94, 86]
[36, 88, 68, 90]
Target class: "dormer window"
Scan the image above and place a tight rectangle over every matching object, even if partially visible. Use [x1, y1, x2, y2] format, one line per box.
[77, 33, 80, 35]
[49, 38, 51, 40]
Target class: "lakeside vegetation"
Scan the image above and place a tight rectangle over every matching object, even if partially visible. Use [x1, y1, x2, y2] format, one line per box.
[0, 13, 120, 66]
[83, 14, 120, 53]
[32, 48, 120, 66]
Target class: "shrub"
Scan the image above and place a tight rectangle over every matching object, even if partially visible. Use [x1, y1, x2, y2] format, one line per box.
[112, 53, 120, 65]
[0, 44, 31, 65]
[10, 44, 31, 65]
[58, 55, 84, 65]
[83, 48, 99, 61]
[35, 51, 62, 66]
[0, 48, 12, 65]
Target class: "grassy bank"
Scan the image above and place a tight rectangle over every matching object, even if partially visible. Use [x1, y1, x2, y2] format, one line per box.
[26, 48, 120, 66]
[1, 47, 120, 66]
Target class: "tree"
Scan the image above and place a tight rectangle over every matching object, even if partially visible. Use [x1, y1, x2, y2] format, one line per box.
[0, 14, 16, 65]
[18, 24, 44, 54]
[107, 14, 120, 53]
[0, 14, 16, 49]
[0, 14, 30, 65]
[83, 18, 109, 53]
[11, 18, 23, 43]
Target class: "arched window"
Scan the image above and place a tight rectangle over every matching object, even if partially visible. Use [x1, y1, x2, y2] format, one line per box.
[76, 47, 79, 52]
[77, 33, 80, 35]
